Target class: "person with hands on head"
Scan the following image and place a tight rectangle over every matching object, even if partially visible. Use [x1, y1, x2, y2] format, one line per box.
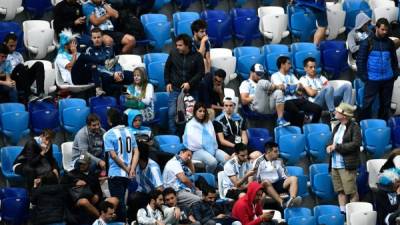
[326, 103, 361, 214]
[164, 34, 205, 134]
[0, 43, 17, 102]
[103, 108, 139, 222]
[13, 129, 59, 190]
[198, 69, 226, 119]
[137, 190, 173, 225]
[162, 187, 200, 225]
[191, 19, 211, 73]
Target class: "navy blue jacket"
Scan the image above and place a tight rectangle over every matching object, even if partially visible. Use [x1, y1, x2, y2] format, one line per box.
[356, 33, 399, 82]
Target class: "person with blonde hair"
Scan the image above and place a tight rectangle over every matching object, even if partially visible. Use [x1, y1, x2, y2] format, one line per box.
[125, 67, 155, 122]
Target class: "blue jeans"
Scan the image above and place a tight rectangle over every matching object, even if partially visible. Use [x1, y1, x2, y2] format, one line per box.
[168, 91, 180, 134]
[192, 149, 228, 173]
[314, 84, 352, 112]
[108, 176, 130, 222]
[0, 84, 18, 102]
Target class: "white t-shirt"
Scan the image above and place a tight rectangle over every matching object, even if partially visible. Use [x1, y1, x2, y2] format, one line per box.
[55, 53, 73, 85]
[271, 71, 299, 101]
[222, 157, 252, 196]
[162, 156, 186, 191]
[299, 74, 328, 102]
[253, 155, 287, 184]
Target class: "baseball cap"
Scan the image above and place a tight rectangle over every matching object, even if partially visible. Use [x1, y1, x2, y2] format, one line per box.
[250, 63, 266, 77]
[77, 153, 91, 164]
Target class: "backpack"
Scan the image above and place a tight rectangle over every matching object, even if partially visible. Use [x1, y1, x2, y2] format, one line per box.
[176, 90, 195, 125]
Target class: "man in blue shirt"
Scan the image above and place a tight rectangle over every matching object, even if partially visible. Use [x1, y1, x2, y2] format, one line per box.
[0, 44, 17, 102]
[103, 108, 139, 222]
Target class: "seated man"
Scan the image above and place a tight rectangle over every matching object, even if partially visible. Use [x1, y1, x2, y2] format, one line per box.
[346, 12, 371, 59]
[198, 69, 226, 119]
[0, 43, 17, 102]
[85, 28, 133, 96]
[239, 63, 289, 127]
[271, 56, 322, 127]
[72, 113, 106, 172]
[214, 97, 261, 161]
[253, 142, 302, 209]
[300, 57, 353, 120]
[222, 143, 255, 200]
[162, 148, 201, 209]
[162, 187, 199, 225]
[92, 201, 116, 225]
[61, 153, 118, 224]
[4, 33, 50, 102]
[128, 141, 163, 223]
[87, 0, 135, 54]
[137, 190, 176, 225]
[192, 188, 241, 225]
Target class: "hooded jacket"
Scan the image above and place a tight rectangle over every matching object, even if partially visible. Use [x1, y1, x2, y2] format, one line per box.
[232, 181, 264, 225]
[347, 12, 371, 54]
[127, 109, 152, 136]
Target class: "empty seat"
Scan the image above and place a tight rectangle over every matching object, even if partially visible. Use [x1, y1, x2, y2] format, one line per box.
[172, 11, 200, 37]
[23, 20, 56, 59]
[0, 0, 24, 21]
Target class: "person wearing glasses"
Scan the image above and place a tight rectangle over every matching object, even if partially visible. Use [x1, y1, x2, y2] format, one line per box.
[221, 143, 255, 200]
[239, 63, 289, 127]
[198, 69, 226, 119]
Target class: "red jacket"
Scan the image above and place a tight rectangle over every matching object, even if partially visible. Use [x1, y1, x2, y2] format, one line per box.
[232, 181, 264, 225]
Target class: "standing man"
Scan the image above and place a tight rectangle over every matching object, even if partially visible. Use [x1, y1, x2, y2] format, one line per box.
[300, 57, 353, 120]
[191, 19, 211, 73]
[164, 34, 205, 134]
[357, 18, 399, 121]
[0, 43, 17, 102]
[239, 63, 289, 127]
[103, 108, 139, 222]
[72, 113, 106, 172]
[326, 103, 361, 214]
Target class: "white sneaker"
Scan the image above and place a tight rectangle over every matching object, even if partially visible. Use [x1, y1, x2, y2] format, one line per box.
[96, 87, 106, 97]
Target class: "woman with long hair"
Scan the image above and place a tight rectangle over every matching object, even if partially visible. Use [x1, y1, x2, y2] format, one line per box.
[183, 102, 229, 173]
[126, 67, 155, 122]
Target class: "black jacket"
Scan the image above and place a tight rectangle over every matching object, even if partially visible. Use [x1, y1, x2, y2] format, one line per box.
[53, 0, 85, 36]
[60, 168, 103, 199]
[328, 120, 362, 171]
[191, 200, 229, 224]
[164, 48, 205, 91]
[31, 184, 66, 225]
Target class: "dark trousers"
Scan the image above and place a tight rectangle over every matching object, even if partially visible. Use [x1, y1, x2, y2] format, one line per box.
[359, 79, 394, 121]
[71, 54, 103, 86]
[284, 98, 322, 127]
[108, 176, 130, 222]
[101, 71, 133, 97]
[11, 62, 45, 99]
[374, 190, 399, 225]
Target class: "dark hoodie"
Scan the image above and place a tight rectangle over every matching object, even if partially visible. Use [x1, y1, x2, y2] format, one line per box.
[232, 181, 264, 225]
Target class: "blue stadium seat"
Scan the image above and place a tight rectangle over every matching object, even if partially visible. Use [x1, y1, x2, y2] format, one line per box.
[234, 46, 260, 57]
[0, 22, 24, 52]
[154, 92, 169, 130]
[58, 98, 87, 126]
[1, 146, 24, 186]
[28, 101, 59, 134]
[288, 216, 316, 225]
[353, 79, 379, 116]
[284, 207, 312, 221]
[278, 133, 306, 165]
[274, 125, 301, 144]
[364, 127, 392, 158]
[320, 41, 349, 78]
[0, 103, 25, 131]
[312, 173, 336, 201]
[0, 187, 28, 199]
[307, 132, 331, 163]
[62, 106, 90, 135]
[236, 54, 263, 79]
[154, 135, 184, 154]
[286, 166, 309, 197]
[289, 9, 317, 42]
[172, 11, 200, 37]
[52, 144, 63, 173]
[313, 205, 341, 220]
[141, 14, 172, 51]
[309, 163, 329, 191]
[89, 96, 117, 129]
[265, 52, 292, 75]
[247, 128, 271, 153]
[1, 111, 30, 145]
[293, 50, 321, 76]
[286, 166, 304, 176]
[360, 119, 387, 143]
[144, 53, 169, 71]
[303, 123, 330, 136]
[201, 10, 232, 47]
[388, 116, 400, 148]
[148, 61, 166, 92]
[193, 172, 216, 188]
[1, 196, 29, 224]
[230, 8, 260, 45]
[23, 0, 52, 18]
